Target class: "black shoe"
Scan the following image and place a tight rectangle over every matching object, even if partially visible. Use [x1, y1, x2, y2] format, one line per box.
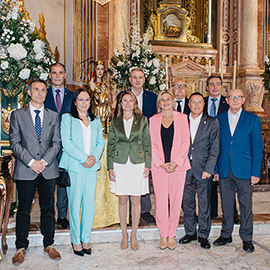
[213, 236, 232, 246]
[82, 247, 92, 255]
[243, 241, 254, 253]
[71, 243, 84, 256]
[234, 217, 241, 225]
[141, 212, 156, 224]
[57, 218, 69, 229]
[211, 214, 218, 219]
[179, 234, 197, 244]
[198, 237, 211, 249]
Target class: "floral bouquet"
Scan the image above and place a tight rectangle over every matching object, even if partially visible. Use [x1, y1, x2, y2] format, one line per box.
[0, 0, 55, 98]
[110, 16, 166, 94]
[263, 55, 270, 100]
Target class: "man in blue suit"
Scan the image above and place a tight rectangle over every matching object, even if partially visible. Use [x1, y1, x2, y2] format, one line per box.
[44, 63, 74, 229]
[213, 89, 263, 253]
[114, 67, 157, 224]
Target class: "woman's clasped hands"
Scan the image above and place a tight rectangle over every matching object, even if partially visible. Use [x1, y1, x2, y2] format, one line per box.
[82, 155, 96, 168]
[160, 162, 178, 173]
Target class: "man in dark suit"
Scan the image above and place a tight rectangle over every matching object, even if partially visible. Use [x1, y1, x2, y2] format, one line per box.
[203, 75, 240, 223]
[171, 78, 190, 115]
[179, 92, 220, 249]
[114, 67, 157, 224]
[44, 63, 74, 229]
[213, 89, 263, 253]
[9, 80, 61, 265]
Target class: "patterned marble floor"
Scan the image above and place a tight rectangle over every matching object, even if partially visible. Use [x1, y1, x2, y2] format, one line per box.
[1, 234, 270, 270]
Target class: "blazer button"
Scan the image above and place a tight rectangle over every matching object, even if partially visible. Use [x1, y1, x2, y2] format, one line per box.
[39, 141, 41, 144]
[191, 147, 194, 150]
[230, 141, 233, 144]
[37, 153, 40, 156]
[228, 152, 231, 155]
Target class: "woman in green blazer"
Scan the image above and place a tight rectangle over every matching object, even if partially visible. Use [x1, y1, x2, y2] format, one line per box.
[107, 91, 151, 251]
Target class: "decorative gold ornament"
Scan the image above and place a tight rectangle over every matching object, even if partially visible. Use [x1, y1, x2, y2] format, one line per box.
[94, 0, 112, 5]
[1, 105, 15, 135]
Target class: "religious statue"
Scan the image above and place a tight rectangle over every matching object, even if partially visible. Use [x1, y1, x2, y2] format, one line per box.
[89, 61, 111, 134]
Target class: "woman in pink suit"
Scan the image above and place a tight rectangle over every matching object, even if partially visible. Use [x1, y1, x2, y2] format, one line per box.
[149, 90, 190, 250]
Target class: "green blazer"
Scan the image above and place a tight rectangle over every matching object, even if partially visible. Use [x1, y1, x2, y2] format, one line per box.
[107, 114, 151, 170]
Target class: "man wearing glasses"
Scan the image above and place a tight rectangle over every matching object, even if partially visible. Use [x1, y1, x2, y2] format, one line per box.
[213, 89, 262, 253]
[171, 79, 190, 115]
[204, 75, 240, 224]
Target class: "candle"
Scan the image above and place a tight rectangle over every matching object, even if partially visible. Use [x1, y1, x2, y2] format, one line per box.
[221, 59, 223, 81]
[232, 60, 237, 89]
[208, 59, 211, 77]
[165, 57, 169, 89]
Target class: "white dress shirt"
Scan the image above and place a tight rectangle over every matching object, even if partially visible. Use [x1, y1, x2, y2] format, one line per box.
[132, 89, 143, 112]
[189, 113, 203, 144]
[228, 108, 242, 136]
[207, 95, 221, 116]
[174, 97, 185, 112]
[28, 103, 45, 167]
[80, 121, 91, 155]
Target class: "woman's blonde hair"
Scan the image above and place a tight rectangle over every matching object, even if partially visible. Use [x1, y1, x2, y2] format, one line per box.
[117, 91, 142, 118]
[156, 90, 176, 113]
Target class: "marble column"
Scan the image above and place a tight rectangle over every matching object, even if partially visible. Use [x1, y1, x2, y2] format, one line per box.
[113, 0, 129, 53]
[238, 0, 264, 112]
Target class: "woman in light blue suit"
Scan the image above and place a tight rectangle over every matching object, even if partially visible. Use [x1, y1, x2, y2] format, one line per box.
[59, 89, 105, 256]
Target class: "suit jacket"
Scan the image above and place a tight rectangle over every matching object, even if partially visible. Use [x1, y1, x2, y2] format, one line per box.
[188, 113, 220, 180]
[9, 106, 61, 180]
[149, 110, 191, 172]
[107, 114, 151, 169]
[59, 113, 105, 173]
[45, 86, 74, 121]
[216, 109, 263, 179]
[114, 89, 157, 119]
[203, 95, 229, 116]
[176, 97, 190, 115]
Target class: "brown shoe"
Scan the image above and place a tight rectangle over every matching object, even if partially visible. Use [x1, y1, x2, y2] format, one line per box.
[12, 248, 26, 266]
[168, 237, 176, 250]
[159, 237, 168, 250]
[44, 246, 61, 260]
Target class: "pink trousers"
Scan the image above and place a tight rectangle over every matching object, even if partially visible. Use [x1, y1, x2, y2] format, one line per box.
[152, 170, 186, 238]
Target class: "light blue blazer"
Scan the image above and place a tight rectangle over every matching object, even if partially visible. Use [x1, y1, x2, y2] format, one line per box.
[59, 113, 105, 173]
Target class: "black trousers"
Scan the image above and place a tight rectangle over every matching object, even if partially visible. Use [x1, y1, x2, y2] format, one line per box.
[182, 168, 212, 238]
[16, 174, 56, 249]
[219, 169, 253, 241]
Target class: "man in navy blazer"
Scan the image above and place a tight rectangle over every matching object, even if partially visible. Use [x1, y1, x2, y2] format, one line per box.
[44, 63, 74, 229]
[171, 78, 190, 115]
[203, 75, 241, 223]
[114, 67, 157, 225]
[213, 89, 263, 253]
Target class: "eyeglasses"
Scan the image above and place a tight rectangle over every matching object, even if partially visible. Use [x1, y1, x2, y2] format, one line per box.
[77, 98, 90, 102]
[227, 95, 243, 100]
[173, 84, 187, 89]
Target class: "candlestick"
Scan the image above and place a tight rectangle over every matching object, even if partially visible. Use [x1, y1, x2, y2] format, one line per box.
[165, 57, 169, 89]
[232, 60, 237, 89]
[208, 59, 211, 77]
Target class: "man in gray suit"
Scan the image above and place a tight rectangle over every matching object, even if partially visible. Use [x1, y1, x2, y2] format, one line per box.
[9, 80, 61, 265]
[179, 92, 220, 249]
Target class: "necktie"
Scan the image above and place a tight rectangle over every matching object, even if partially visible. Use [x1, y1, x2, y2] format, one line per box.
[56, 89, 62, 114]
[176, 100, 182, 112]
[210, 98, 218, 117]
[34, 110, 41, 140]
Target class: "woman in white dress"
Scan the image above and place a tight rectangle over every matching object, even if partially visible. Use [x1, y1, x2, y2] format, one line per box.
[107, 91, 151, 250]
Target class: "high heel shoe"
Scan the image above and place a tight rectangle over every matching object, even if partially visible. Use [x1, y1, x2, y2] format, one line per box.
[81, 242, 92, 255]
[71, 243, 84, 256]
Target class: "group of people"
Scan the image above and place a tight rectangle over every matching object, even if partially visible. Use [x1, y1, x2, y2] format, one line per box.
[8, 63, 262, 266]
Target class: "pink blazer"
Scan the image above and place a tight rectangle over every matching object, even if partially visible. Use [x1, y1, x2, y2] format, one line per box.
[149, 110, 191, 172]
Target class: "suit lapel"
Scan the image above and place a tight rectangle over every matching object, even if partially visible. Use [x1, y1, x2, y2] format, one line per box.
[47, 87, 57, 111]
[40, 108, 51, 140]
[24, 106, 39, 139]
[192, 114, 207, 145]
[231, 110, 245, 138]
[60, 88, 69, 114]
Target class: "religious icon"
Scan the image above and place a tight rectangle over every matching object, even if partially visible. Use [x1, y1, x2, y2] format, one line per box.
[1, 104, 15, 134]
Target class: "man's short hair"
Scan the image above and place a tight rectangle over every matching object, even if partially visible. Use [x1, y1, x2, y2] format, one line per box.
[130, 67, 145, 76]
[189, 92, 204, 100]
[206, 75, 223, 86]
[49, 62, 66, 73]
[29, 79, 47, 91]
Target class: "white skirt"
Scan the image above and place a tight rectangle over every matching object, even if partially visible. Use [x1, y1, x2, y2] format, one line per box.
[111, 157, 149, 196]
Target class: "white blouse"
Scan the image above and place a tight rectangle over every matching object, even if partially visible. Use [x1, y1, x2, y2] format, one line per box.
[80, 121, 91, 155]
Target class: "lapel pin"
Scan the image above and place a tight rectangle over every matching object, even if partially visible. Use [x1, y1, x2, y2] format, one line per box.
[204, 121, 206, 124]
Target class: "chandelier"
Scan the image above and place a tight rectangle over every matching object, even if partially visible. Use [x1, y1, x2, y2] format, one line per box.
[94, 0, 112, 5]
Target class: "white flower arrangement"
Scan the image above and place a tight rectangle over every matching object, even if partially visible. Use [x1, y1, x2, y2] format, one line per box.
[110, 16, 166, 94]
[0, 0, 55, 98]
